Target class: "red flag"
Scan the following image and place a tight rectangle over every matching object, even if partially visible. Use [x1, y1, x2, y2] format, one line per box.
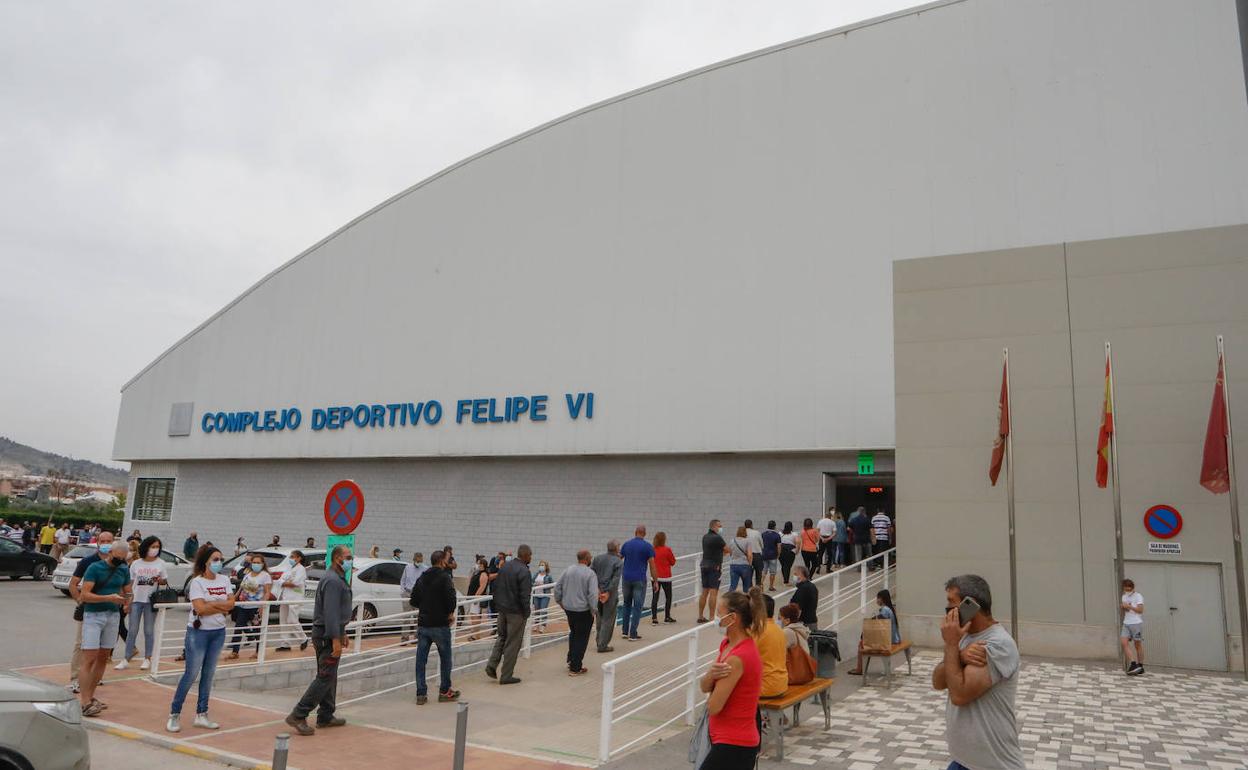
[989, 359, 1009, 486]
[1095, 353, 1114, 488]
[1201, 353, 1230, 494]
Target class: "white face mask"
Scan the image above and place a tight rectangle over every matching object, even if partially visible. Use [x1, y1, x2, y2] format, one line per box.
[147, 547, 159, 559]
[718, 613, 736, 635]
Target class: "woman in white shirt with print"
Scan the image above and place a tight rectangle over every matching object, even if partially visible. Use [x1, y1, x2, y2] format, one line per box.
[117, 535, 168, 671]
[167, 546, 234, 733]
[274, 550, 309, 652]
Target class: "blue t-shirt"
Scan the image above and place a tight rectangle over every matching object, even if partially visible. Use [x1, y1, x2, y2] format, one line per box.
[619, 537, 656, 583]
[877, 605, 901, 644]
[81, 559, 130, 613]
[761, 530, 782, 560]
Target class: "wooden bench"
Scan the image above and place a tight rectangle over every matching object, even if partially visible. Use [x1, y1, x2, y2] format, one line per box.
[861, 640, 913, 681]
[758, 677, 834, 761]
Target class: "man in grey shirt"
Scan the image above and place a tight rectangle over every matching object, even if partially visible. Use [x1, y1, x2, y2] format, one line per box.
[555, 550, 599, 675]
[743, 518, 765, 586]
[287, 545, 353, 736]
[591, 541, 623, 653]
[932, 574, 1025, 770]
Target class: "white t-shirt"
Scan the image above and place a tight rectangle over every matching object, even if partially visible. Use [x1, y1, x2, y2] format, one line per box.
[746, 528, 764, 554]
[1121, 591, 1144, 625]
[55, 528, 71, 545]
[816, 518, 836, 538]
[780, 533, 798, 548]
[129, 558, 169, 604]
[237, 570, 273, 602]
[188, 574, 234, 630]
[276, 563, 307, 600]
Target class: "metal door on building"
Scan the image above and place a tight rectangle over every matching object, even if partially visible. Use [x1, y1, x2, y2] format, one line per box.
[1124, 561, 1227, 671]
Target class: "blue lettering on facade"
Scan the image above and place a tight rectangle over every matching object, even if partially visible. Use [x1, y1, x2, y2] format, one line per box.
[198, 392, 587, 435]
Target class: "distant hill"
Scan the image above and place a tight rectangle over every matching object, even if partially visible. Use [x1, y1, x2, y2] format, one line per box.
[0, 436, 129, 489]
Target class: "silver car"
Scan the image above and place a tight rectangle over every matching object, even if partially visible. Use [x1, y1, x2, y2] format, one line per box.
[52, 544, 193, 597]
[0, 670, 89, 770]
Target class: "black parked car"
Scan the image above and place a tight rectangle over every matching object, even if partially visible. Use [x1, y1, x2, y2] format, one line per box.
[0, 537, 58, 580]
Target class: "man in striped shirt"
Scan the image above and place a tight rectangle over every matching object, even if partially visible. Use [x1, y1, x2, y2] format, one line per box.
[870, 509, 893, 568]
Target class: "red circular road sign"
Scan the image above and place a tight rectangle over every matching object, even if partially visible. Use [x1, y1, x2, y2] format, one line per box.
[1143, 504, 1182, 539]
[324, 480, 365, 535]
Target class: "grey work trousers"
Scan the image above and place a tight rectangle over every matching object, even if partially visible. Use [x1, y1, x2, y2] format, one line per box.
[486, 612, 526, 680]
[595, 592, 619, 651]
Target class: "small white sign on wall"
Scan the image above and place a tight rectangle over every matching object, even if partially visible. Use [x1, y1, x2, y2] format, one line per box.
[1148, 541, 1181, 556]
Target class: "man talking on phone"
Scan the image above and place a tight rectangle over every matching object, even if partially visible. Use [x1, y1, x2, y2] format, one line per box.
[932, 574, 1024, 770]
[287, 544, 353, 735]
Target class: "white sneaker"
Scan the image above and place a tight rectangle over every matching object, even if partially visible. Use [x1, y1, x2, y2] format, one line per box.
[114, 659, 129, 670]
[67, 680, 79, 694]
[193, 713, 220, 730]
[166, 714, 181, 733]
[140, 658, 151, 670]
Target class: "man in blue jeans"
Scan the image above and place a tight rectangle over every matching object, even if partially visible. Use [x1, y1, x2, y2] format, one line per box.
[618, 526, 656, 642]
[410, 549, 461, 705]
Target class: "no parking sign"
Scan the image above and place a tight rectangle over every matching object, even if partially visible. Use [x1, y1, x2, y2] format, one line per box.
[1143, 504, 1182, 540]
[324, 479, 365, 535]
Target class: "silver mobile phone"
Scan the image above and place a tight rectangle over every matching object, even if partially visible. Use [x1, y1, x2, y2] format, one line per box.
[957, 596, 981, 626]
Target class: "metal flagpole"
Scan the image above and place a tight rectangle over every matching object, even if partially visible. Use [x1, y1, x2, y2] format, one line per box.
[1217, 335, 1248, 680]
[1004, 348, 1019, 644]
[1107, 342, 1126, 612]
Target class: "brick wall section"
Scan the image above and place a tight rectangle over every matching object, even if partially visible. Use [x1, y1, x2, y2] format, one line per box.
[126, 451, 888, 567]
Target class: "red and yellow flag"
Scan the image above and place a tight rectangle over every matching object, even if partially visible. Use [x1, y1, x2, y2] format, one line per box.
[989, 359, 1010, 486]
[1095, 353, 1114, 488]
[1200, 353, 1230, 494]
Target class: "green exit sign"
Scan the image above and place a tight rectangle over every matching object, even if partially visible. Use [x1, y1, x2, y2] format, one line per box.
[857, 451, 875, 476]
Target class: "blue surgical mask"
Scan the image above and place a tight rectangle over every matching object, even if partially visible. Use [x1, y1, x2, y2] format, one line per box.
[341, 559, 353, 573]
[98, 543, 112, 555]
[249, 563, 262, 573]
[209, 559, 223, 572]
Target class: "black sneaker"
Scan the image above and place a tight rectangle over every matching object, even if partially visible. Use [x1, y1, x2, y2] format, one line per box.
[1126, 662, 1144, 676]
[484, 667, 497, 679]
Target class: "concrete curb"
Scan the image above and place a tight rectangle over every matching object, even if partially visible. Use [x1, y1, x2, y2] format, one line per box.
[87, 719, 291, 770]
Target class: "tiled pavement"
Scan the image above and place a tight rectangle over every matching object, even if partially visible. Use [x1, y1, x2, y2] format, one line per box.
[777, 652, 1248, 770]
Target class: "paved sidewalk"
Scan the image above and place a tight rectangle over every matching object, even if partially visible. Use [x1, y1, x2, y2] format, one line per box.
[774, 652, 1248, 769]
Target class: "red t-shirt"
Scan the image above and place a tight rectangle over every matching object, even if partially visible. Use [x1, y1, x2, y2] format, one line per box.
[653, 545, 676, 579]
[709, 637, 762, 747]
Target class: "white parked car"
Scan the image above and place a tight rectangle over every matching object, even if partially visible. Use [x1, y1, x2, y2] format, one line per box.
[51, 545, 193, 597]
[298, 557, 411, 622]
[218, 548, 327, 592]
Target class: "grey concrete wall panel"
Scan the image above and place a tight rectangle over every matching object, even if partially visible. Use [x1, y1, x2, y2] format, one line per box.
[895, 223, 1248, 668]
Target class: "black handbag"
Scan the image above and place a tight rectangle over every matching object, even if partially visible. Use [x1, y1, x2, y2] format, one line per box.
[150, 587, 179, 606]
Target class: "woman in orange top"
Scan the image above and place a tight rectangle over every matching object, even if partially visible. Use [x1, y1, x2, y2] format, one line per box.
[650, 532, 678, 625]
[698, 590, 764, 769]
[800, 518, 820, 576]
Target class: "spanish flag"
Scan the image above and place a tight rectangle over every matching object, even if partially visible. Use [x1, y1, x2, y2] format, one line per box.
[1095, 352, 1114, 488]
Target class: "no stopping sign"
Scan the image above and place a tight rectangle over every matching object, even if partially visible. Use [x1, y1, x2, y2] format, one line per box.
[324, 480, 365, 535]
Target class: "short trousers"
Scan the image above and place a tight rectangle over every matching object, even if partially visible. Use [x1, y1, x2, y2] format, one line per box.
[700, 566, 722, 590]
[763, 559, 780, 574]
[1120, 623, 1143, 641]
[81, 609, 121, 651]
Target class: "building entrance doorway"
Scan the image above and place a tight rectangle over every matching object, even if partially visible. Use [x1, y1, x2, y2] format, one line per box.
[824, 474, 895, 521]
[1124, 560, 1227, 671]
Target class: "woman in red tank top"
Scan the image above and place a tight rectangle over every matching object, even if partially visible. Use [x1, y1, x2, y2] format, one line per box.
[697, 590, 765, 769]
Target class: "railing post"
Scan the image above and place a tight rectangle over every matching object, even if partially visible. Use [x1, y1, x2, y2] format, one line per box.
[859, 560, 867, 610]
[685, 633, 698, 726]
[150, 606, 166, 676]
[521, 594, 535, 660]
[353, 601, 364, 654]
[453, 701, 469, 770]
[884, 551, 891, 591]
[599, 665, 615, 763]
[831, 573, 841, 628]
[258, 602, 271, 665]
[271, 733, 290, 770]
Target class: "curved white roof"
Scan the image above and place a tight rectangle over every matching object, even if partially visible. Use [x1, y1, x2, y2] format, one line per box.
[114, 0, 1248, 461]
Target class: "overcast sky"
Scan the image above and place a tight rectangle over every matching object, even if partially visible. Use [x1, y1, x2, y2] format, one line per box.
[1, 0, 914, 468]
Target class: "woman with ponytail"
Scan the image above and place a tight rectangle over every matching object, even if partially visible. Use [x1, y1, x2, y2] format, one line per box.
[698, 591, 763, 769]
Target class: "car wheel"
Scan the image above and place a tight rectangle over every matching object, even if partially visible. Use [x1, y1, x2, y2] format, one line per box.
[30, 564, 49, 581]
[60, 589, 71, 596]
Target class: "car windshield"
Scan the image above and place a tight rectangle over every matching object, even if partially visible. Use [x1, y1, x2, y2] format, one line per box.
[67, 546, 96, 559]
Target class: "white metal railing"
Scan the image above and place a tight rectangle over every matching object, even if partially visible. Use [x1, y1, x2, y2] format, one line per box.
[597, 548, 897, 762]
[147, 548, 711, 693]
